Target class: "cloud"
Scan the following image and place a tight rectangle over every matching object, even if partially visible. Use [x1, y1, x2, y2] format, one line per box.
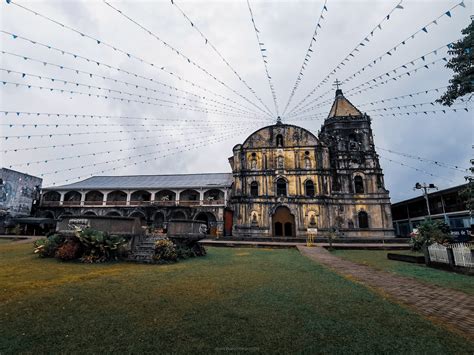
[0, 0, 471, 201]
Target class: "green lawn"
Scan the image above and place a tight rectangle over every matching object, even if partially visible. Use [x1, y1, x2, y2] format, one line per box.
[332, 250, 474, 295]
[0, 243, 471, 353]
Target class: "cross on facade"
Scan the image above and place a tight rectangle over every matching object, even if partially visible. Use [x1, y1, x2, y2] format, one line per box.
[333, 79, 342, 90]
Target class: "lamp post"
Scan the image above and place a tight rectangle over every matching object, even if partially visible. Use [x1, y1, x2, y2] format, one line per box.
[414, 182, 438, 218]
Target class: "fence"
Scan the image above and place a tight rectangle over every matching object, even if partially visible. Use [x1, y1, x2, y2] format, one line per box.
[450, 243, 473, 268]
[428, 243, 450, 264]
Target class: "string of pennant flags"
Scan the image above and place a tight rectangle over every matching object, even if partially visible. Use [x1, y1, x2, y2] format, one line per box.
[281, 0, 328, 117]
[288, 42, 453, 117]
[379, 156, 456, 183]
[0, 110, 269, 124]
[102, 1, 270, 118]
[0, 68, 258, 118]
[170, 0, 274, 117]
[0, 30, 264, 119]
[341, 1, 466, 85]
[247, 0, 279, 117]
[370, 106, 470, 117]
[363, 100, 467, 113]
[285, 0, 405, 117]
[0, 51, 259, 117]
[48, 125, 259, 185]
[0, 80, 258, 119]
[377, 147, 469, 173]
[41, 126, 250, 177]
[356, 86, 449, 107]
[290, 53, 450, 118]
[6, 122, 256, 170]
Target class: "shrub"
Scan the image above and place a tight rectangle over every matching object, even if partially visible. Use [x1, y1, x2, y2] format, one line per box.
[410, 219, 453, 251]
[55, 238, 82, 261]
[74, 228, 127, 263]
[153, 238, 177, 263]
[34, 234, 64, 258]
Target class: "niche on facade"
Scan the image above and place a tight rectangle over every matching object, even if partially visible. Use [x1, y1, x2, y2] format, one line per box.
[276, 156, 284, 169]
[307, 210, 319, 227]
[250, 210, 259, 226]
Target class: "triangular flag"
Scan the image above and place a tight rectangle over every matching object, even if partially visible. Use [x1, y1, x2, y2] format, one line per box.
[422, 27, 428, 33]
[445, 10, 451, 17]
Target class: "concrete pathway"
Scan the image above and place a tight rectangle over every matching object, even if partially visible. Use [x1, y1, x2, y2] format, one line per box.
[298, 246, 474, 341]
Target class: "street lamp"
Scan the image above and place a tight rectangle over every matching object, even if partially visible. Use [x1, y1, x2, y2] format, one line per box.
[414, 182, 438, 217]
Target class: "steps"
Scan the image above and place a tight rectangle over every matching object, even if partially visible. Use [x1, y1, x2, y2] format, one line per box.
[127, 236, 162, 263]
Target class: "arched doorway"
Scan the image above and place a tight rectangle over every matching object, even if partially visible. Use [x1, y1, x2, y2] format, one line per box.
[272, 206, 295, 237]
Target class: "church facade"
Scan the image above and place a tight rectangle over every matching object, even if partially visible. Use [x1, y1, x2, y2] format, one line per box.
[38, 89, 394, 238]
[229, 89, 393, 238]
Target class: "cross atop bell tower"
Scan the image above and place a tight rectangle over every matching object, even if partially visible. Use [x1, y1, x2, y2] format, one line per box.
[332, 79, 343, 97]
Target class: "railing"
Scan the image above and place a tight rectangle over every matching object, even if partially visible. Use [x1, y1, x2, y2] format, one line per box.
[63, 200, 81, 206]
[202, 199, 225, 206]
[42, 199, 226, 207]
[41, 200, 60, 206]
[105, 200, 127, 206]
[84, 200, 104, 206]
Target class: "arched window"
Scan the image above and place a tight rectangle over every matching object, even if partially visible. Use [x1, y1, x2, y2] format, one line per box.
[304, 157, 311, 169]
[276, 134, 283, 147]
[276, 178, 287, 196]
[277, 156, 284, 169]
[354, 176, 364, 194]
[305, 180, 315, 197]
[358, 211, 369, 228]
[250, 181, 259, 197]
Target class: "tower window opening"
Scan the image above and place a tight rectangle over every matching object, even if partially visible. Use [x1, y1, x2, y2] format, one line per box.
[276, 178, 287, 196]
[276, 134, 284, 147]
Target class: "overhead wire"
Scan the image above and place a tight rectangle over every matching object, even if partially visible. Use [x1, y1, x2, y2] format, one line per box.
[170, 0, 274, 117]
[102, 0, 271, 118]
[281, 0, 328, 116]
[246, 0, 279, 117]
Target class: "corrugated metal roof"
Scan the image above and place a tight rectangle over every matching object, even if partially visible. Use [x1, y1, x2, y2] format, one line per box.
[45, 173, 233, 190]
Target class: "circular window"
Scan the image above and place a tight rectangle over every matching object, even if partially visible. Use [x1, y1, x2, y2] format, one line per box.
[251, 152, 256, 157]
[304, 151, 310, 156]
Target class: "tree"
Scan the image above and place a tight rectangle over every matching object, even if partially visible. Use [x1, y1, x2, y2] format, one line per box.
[437, 21, 473, 106]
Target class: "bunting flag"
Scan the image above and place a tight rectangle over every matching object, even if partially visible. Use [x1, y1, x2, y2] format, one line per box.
[102, 1, 270, 118]
[379, 156, 456, 182]
[285, 0, 405, 117]
[0, 80, 264, 119]
[0, 66, 257, 118]
[357, 86, 448, 107]
[0, 50, 261, 117]
[5, 122, 255, 169]
[281, 0, 328, 117]
[1, 20, 265, 118]
[46, 125, 258, 185]
[370, 106, 470, 117]
[171, 0, 273, 116]
[247, 0, 279, 117]
[377, 147, 469, 172]
[0, 111, 269, 124]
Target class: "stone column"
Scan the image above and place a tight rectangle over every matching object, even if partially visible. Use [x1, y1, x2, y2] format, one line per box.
[59, 191, 65, 206]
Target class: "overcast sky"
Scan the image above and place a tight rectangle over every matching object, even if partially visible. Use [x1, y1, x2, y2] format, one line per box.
[0, 0, 472, 202]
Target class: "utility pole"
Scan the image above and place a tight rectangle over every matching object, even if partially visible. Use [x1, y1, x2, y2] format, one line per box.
[414, 182, 438, 218]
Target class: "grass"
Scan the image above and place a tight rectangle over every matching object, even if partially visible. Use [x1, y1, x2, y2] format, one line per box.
[0, 243, 472, 353]
[332, 250, 474, 294]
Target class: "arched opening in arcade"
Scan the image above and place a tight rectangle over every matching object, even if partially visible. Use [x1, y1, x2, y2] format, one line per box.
[194, 212, 217, 235]
[130, 190, 151, 205]
[272, 206, 295, 237]
[85, 191, 104, 205]
[64, 191, 81, 205]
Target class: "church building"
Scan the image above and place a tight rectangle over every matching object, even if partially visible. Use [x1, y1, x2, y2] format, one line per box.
[38, 89, 394, 238]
